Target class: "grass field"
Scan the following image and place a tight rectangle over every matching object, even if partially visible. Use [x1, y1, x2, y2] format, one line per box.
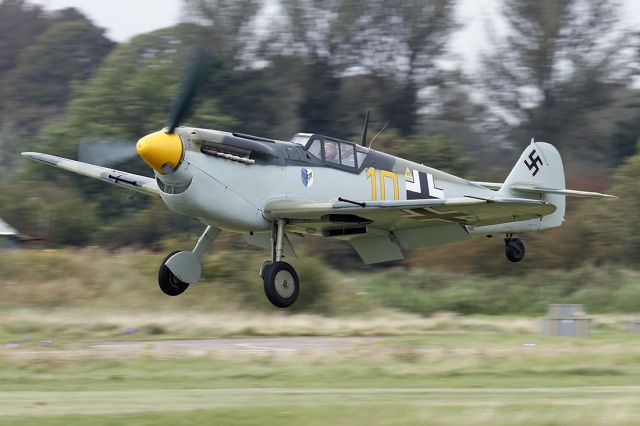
[2, 310, 640, 425]
[2, 248, 640, 424]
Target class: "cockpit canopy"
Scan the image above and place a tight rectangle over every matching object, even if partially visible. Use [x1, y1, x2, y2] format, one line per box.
[290, 133, 313, 146]
[289, 133, 369, 170]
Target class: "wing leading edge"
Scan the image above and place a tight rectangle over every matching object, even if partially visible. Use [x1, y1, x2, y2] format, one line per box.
[22, 152, 159, 197]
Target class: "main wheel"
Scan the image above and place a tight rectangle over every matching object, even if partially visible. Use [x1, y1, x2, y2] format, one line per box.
[263, 261, 299, 308]
[505, 238, 525, 263]
[158, 251, 190, 296]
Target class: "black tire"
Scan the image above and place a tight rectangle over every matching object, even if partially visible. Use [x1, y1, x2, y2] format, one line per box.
[263, 261, 299, 308]
[505, 238, 525, 263]
[158, 251, 190, 296]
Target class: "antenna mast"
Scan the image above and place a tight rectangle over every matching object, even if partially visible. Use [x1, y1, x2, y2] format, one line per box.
[360, 110, 369, 146]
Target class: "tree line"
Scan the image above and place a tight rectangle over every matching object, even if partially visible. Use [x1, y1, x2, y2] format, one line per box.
[0, 0, 639, 270]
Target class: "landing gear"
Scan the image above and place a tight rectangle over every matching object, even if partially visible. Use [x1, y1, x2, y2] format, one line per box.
[157, 226, 220, 296]
[262, 219, 300, 308]
[158, 251, 189, 296]
[505, 235, 525, 263]
[157, 221, 300, 307]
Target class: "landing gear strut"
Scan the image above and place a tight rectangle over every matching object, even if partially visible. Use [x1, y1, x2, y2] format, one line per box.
[262, 219, 299, 308]
[504, 235, 525, 263]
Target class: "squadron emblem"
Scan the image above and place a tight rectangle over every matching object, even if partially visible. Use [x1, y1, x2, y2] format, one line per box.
[301, 168, 314, 188]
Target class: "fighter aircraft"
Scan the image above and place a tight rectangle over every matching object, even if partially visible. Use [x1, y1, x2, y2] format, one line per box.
[21, 56, 614, 308]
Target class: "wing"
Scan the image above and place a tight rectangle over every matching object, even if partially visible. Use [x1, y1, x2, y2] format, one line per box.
[22, 152, 159, 197]
[264, 196, 556, 231]
[264, 197, 556, 264]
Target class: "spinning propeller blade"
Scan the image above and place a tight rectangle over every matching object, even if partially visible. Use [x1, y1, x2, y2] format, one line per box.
[79, 46, 209, 174]
[166, 45, 209, 134]
[77, 137, 137, 167]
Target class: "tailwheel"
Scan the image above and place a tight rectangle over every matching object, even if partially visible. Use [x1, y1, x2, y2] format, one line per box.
[505, 237, 525, 263]
[158, 251, 189, 296]
[263, 261, 299, 308]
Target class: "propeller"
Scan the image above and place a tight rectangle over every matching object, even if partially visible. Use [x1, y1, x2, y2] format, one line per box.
[79, 45, 210, 173]
[165, 45, 209, 134]
[77, 137, 137, 167]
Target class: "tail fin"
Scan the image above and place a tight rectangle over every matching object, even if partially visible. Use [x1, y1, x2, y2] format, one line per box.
[498, 139, 565, 230]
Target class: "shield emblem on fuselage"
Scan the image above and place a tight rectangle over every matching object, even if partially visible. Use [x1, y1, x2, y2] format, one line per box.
[301, 168, 314, 188]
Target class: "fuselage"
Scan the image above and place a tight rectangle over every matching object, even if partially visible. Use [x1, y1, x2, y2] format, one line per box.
[150, 127, 499, 234]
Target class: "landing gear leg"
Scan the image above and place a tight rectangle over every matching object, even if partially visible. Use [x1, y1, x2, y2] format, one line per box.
[504, 234, 525, 263]
[262, 219, 299, 308]
[158, 225, 220, 296]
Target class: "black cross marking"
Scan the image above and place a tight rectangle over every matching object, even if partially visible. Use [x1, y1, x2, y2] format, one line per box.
[403, 208, 476, 223]
[524, 149, 543, 176]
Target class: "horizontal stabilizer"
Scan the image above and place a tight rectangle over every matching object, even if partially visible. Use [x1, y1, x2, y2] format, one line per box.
[472, 181, 615, 199]
[509, 184, 616, 199]
[471, 181, 502, 190]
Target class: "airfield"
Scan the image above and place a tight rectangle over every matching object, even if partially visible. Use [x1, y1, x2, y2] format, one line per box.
[2, 312, 640, 425]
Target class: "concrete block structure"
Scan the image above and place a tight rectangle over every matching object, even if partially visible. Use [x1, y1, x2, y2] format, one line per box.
[542, 304, 591, 337]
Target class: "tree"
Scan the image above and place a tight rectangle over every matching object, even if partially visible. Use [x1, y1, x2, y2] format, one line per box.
[182, 0, 264, 68]
[0, 6, 114, 175]
[0, 0, 49, 77]
[478, 0, 634, 167]
[277, 0, 457, 135]
[3, 16, 114, 132]
[584, 140, 640, 266]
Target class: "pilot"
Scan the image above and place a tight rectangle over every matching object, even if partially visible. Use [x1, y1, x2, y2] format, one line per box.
[324, 143, 338, 162]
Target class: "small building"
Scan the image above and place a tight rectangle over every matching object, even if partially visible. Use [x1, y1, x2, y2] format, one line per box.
[541, 304, 592, 337]
[0, 218, 20, 250]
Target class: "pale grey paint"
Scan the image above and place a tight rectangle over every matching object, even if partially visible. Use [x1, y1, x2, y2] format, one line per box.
[395, 224, 470, 250]
[351, 234, 404, 264]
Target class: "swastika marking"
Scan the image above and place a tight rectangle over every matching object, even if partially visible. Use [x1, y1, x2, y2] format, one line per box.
[524, 149, 543, 177]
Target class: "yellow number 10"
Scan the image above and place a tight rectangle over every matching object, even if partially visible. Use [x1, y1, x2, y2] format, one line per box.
[366, 167, 399, 200]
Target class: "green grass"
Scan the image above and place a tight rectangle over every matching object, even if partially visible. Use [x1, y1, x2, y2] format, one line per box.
[2, 388, 640, 426]
[3, 249, 640, 424]
[3, 248, 640, 316]
[2, 325, 640, 424]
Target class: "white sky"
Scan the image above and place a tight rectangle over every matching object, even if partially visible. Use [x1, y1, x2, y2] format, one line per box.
[31, 0, 183, 41]
[30, 0, 640, 70]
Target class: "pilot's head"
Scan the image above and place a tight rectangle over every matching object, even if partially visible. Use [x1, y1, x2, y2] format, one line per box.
[325, 143, 337, 161]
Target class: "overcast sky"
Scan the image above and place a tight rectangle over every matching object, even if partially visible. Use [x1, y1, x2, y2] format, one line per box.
[30, 0, 640, 69]
[31, 0, 183, 41]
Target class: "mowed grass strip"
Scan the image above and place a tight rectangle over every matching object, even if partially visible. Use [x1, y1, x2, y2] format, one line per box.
[1, 322, 640, 425]
[1, 387, 640, 425]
